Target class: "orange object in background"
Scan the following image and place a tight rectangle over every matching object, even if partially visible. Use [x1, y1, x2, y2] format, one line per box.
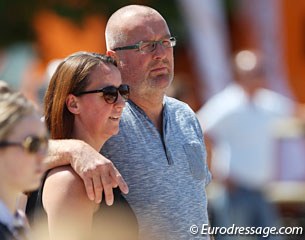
[33, 10, 106, 63]
[21, 10, 106, 107]
[281, 0, 305, 103]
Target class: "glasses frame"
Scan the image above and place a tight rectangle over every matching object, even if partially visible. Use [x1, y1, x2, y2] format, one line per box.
[75, 84, 130, 104]
[113, 37, 176, 54]
[0, 135, 49, 154]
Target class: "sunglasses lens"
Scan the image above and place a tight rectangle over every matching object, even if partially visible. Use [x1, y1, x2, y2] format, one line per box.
[119, 85, 130, 101]
[24, 136, 48, 153]
[29, 138, 41, 153]
[100, 85, 130, 104]
[102, 86, 118, 104]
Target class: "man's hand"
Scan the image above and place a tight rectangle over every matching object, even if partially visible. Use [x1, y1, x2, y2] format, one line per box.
[46, 139, 128, 205]
[70, 141, 129, 205]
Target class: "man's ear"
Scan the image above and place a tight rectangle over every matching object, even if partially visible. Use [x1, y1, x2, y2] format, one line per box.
[106, 49, 115, 57]
[107, 50, 119, 63]
[66, 94, 80, 114]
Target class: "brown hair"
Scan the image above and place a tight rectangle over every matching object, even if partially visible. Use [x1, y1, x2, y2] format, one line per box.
[44, 51, 117, 139]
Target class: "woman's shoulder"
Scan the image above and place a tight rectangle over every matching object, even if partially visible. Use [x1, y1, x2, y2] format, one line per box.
[43, 166, 96, 210]
[46, 166, 83, 191]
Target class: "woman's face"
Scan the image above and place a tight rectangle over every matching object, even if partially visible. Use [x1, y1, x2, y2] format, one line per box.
[0, 113, 48, 193]
[74, 63, 126, 145]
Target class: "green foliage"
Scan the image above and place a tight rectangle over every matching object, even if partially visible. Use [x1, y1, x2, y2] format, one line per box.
[0, 0, 38, 46]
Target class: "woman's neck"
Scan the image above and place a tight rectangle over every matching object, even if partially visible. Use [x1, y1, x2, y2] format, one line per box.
[74, 135, 106, 152]
[0, 185, 19, 214]
[71, 132, 107, 152]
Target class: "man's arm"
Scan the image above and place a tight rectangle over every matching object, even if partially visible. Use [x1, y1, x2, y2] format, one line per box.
[45, 139, 128, 205]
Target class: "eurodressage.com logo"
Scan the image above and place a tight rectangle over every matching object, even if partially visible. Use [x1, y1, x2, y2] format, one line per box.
[189, 224, 303, 238]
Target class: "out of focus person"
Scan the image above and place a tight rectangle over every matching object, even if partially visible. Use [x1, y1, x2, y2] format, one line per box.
[196, 50, 302, 239]
[0, 80, 48, 240]
[28, 52, 138, 240]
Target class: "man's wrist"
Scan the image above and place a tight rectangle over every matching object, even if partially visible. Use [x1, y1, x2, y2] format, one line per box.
[46, 139, 84, 170]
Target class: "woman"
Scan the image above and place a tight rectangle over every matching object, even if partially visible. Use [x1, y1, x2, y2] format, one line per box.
[34, 52, 138, 240]
[0, 81, 48, 240]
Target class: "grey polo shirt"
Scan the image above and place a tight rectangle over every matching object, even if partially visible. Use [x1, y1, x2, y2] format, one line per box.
[101, 96, 211, 240]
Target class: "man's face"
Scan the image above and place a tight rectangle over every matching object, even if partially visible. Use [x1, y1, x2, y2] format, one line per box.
[114, 14, 174, 100]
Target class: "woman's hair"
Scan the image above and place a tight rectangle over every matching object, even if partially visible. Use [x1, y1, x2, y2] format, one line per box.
[44, 51, 117, 139]
[0, 80, 35, 141]
[0, 81, 10, 94]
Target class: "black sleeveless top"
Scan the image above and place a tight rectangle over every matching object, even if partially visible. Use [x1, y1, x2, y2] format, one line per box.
[0, 223, 15, 240]
[26, 171, 138, 240]
[0, 222, 28, 240]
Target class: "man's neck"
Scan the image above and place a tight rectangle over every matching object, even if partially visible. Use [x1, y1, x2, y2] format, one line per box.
[241, 85, 258, 100]
[132, 97, 164, 133]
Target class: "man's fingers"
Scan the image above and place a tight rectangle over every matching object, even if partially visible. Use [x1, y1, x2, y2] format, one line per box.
[92, 175, 103, 203]
[80, 161, 127, 204]
[83, 177, 95, 201]
[102, 175, 114, 206]
[117, 177, 129, 194]
[110, 169, 129, 194]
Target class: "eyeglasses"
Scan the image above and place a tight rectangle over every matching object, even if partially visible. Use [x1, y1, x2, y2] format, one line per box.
[0, 135, 49, 154]
[113, 37, 176, 54]
[75, 84, 130, 104]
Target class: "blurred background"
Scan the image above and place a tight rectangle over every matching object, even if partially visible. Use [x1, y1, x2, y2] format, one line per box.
[1, 0, 305, 108]
[1, 0, 305, 238]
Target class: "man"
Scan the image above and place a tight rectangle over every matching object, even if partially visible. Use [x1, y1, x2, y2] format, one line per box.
[196, 50, 298, 240]
[43, 5, 211, 240]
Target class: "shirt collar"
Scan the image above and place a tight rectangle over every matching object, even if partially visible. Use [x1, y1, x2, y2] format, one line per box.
[127, 97, 167, 112]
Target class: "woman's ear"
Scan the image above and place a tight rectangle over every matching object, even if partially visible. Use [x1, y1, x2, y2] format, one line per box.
[66, 94, 80, 114]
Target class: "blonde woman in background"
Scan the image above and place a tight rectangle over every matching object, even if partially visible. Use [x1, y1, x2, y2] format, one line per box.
[0, 80, 48, 240]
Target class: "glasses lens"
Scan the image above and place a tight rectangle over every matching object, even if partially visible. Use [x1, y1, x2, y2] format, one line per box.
[139, 38, 175, 53]
[161, 39, 172, 48]
[118, 85, 130, 101]
[24, 136, 48, 153]
[139, 42, 156, 53]
[102, 86, 118, 104]
[102, 85, 130, 103]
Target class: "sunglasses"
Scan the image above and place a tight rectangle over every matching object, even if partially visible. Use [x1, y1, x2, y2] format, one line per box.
[0, 135, 49, 154]
[75, 84, 130, 104]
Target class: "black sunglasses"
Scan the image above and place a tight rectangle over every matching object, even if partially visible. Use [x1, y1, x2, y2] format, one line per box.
[0, 135, 49, 154]
[75, 84, 130, 104]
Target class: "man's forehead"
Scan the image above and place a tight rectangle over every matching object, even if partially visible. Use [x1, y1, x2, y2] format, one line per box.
[124, 18, 169, 38]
